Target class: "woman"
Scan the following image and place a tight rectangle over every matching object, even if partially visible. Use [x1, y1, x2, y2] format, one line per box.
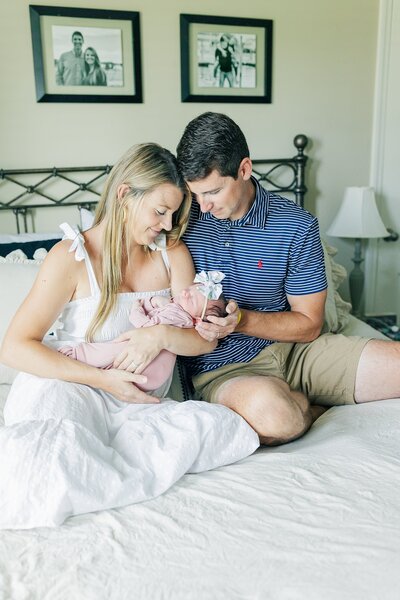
[0, 144, 258, 529]
[83, 46, 107, 86]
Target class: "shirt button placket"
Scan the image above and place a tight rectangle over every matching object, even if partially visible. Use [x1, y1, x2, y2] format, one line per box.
[220, 223, 232, 269]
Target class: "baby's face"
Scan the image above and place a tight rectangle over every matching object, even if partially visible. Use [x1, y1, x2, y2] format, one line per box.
[175, 284, 205, 318]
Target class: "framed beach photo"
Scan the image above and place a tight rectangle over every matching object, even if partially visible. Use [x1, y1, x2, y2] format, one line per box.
[180, 14, 273, 103]
[29, 5, 142, 103]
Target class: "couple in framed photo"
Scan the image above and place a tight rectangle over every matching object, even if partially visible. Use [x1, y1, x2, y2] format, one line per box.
[55, 29, 107, 87]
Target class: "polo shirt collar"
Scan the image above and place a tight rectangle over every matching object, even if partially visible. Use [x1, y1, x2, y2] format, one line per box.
[198, 176, 269, 228]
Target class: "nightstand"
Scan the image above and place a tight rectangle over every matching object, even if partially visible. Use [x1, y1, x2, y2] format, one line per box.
[365, 316, 400, 341]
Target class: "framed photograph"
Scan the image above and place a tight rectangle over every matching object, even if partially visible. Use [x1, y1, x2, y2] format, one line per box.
[29, 5, 142, 103]
[180, 14, 273, 103]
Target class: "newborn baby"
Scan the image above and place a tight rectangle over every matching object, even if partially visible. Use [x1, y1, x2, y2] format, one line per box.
[59, 272, 226, 395]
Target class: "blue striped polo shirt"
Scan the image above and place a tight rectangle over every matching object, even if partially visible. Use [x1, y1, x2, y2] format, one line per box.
[182, 177, 327, 375]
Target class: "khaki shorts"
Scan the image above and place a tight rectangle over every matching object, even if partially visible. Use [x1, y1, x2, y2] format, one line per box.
[192, 334, 372, 406]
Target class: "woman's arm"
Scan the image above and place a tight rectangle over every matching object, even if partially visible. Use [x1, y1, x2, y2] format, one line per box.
[113, 241, 216, 373]
[0, 242, 155, 404]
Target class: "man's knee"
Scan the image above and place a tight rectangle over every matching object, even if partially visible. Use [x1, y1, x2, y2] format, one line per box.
[254, 391, 310, 446]
[216, 376, 311, 446]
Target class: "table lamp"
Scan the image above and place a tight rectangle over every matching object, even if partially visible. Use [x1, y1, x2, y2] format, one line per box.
[326, 186, 387, 318]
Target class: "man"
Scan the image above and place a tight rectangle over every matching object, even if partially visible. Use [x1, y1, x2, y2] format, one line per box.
[214, 35, 236, 88]
[56, 31, 85, 86]
[176, 112, 399, 446]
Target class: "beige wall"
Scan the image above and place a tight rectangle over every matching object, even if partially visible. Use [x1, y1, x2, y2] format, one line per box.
[0, 0, 379, 289]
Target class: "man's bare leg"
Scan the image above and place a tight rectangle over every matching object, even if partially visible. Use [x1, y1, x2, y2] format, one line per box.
[355, 339, 400, 403]
[214, 375, 315, 446]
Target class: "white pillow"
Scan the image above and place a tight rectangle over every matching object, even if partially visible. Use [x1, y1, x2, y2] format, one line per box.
[0, 232, 61, 244]
[0, 252, 45, 384]
[79, 207, 95, 231]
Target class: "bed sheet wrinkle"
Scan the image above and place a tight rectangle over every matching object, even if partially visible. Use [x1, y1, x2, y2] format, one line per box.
[2, 390, 400, 598]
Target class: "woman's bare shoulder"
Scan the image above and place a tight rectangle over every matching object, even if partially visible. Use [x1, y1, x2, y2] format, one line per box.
[167, 239, 195, 289]
[40, 239, 83, 276]
[166, 238, 191, 258]
[24, 238, 83, 307]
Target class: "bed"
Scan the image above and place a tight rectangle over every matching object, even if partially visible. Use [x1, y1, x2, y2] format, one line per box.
[1, 138, 399, 600]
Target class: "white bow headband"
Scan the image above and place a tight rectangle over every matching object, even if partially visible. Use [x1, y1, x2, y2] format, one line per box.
[193, 270, 225, 320]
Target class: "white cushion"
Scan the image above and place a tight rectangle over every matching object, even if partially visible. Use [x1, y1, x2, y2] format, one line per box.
[0, 252, 45, 383]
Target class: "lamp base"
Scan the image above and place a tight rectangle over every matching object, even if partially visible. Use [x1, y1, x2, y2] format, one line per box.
[349, 238, 364, 319]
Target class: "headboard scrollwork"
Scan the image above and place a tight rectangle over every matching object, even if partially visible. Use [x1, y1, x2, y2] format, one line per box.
[0, 134, 308, 233]
[251, 134, 308, 207]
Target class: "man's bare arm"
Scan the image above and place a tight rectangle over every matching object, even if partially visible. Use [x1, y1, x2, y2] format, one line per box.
[195, 290, 327, 343]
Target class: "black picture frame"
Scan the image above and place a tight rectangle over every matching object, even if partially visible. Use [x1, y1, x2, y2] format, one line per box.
[29, 5, 142, 103]
[180, 14, 273, 103]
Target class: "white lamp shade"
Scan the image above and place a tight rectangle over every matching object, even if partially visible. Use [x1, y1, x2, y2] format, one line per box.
[326, 186, 387, 238]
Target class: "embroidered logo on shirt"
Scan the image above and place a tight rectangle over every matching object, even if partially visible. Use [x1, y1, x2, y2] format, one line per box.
[257, 260, 263, 269]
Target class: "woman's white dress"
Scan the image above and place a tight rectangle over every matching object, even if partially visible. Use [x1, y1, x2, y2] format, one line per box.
[0, 224, 259, 529]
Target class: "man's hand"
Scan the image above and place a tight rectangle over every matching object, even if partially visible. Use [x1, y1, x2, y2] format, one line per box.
[112, 327, 164, 373]
[99, 369, 159, 404]
[195, 300, 241, 342]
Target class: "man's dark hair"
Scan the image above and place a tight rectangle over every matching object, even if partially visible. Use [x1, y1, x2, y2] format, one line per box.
[176, 112, 250, 181]
[72, 31, 84, 41]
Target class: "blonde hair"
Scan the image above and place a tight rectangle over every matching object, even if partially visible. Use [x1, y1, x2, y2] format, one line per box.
[86, 143, 191, 341]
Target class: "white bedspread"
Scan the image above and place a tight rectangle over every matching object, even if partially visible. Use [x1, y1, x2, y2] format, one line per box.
[1, 382, 400, 600]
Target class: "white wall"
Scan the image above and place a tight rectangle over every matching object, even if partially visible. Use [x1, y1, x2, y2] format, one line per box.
[366, 0, 400, 318]
[0, 0, 379, 298]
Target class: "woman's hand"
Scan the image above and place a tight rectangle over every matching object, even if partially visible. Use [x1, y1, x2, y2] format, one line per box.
[112, 326, 165, 373]
[99, 369, 159, 404]
[195, 300, 241, 342]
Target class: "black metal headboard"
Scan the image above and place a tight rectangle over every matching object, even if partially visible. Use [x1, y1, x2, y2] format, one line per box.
[0, 134, 308, 233]
[251, 134, 308, 207]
